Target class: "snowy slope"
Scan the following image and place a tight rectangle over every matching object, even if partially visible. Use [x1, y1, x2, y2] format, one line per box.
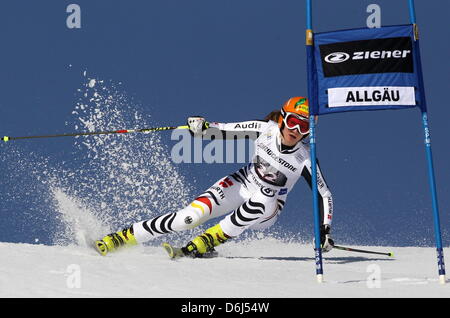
[0, 240, 448, 298]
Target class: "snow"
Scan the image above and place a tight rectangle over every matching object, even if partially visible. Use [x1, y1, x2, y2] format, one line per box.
[0, 240, 447, 298]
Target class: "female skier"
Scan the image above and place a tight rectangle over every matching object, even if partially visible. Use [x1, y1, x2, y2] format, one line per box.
[95, 97, 334, 257]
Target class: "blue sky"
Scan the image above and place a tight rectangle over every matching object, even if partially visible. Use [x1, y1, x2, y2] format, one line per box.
[0, 0, 448, 247]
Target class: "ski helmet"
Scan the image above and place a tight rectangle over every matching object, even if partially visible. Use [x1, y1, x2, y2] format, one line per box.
[278, 97, 310, 134]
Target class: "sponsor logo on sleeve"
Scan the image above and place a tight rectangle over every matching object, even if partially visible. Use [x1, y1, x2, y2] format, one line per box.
[233, 122, 262, 130]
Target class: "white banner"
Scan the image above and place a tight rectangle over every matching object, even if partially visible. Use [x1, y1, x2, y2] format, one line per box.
[328, 86, 416, 107]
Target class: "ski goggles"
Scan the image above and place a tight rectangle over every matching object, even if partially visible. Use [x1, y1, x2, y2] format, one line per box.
[283, 113, 310, 134]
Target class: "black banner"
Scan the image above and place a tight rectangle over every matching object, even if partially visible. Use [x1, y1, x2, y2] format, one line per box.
[319, 36, 414, 77]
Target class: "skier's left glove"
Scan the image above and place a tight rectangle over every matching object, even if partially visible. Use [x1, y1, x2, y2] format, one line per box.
[187, 116, 209, 136]
[320, 224, 334, 253]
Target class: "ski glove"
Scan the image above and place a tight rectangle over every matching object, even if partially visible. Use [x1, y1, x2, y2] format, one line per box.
[320, 224, 334, 253]
[187, 116, 208, 136]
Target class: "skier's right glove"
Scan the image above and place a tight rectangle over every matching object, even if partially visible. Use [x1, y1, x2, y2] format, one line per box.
[320, 224, 334, 253]
[187, 116, 209, 136]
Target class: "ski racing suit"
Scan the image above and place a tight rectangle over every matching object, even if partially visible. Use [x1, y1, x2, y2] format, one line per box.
[132, 120, 333, 242]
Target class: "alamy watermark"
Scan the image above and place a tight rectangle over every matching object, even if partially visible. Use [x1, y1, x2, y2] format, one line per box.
[366, 4, 381, 28]
[66, 4, 81, 29]
[366, 264, 381, 288]
[66, 264, 82, 289]
[170, 129, 258, 164]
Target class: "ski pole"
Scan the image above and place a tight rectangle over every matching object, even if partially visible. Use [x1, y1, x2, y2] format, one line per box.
[333, 245, 394, 257]
[2, 125, 190, 142]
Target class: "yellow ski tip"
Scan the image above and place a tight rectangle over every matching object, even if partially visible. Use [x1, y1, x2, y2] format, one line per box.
[94, 240, 109, 256]
[162, 243, 175, 258]
[162, 243, 186, 259]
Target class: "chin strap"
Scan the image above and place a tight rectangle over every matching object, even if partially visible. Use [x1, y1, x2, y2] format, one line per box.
[277, 130, 305, 154]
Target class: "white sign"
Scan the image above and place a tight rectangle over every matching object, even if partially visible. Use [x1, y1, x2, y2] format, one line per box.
[328, 86, 416, 107]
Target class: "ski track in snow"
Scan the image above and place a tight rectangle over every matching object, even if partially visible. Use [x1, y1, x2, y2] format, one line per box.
[0, 241, 448, 298]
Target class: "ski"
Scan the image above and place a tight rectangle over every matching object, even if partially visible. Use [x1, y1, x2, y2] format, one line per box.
[94, 240, 108, 256]
[162, 243, 186, 259]
[162, 243, 219, 259]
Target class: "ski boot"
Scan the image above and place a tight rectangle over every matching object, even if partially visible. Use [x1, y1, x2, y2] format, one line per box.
[95, 227, 137, 256]
[181, 224, 231, 258]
